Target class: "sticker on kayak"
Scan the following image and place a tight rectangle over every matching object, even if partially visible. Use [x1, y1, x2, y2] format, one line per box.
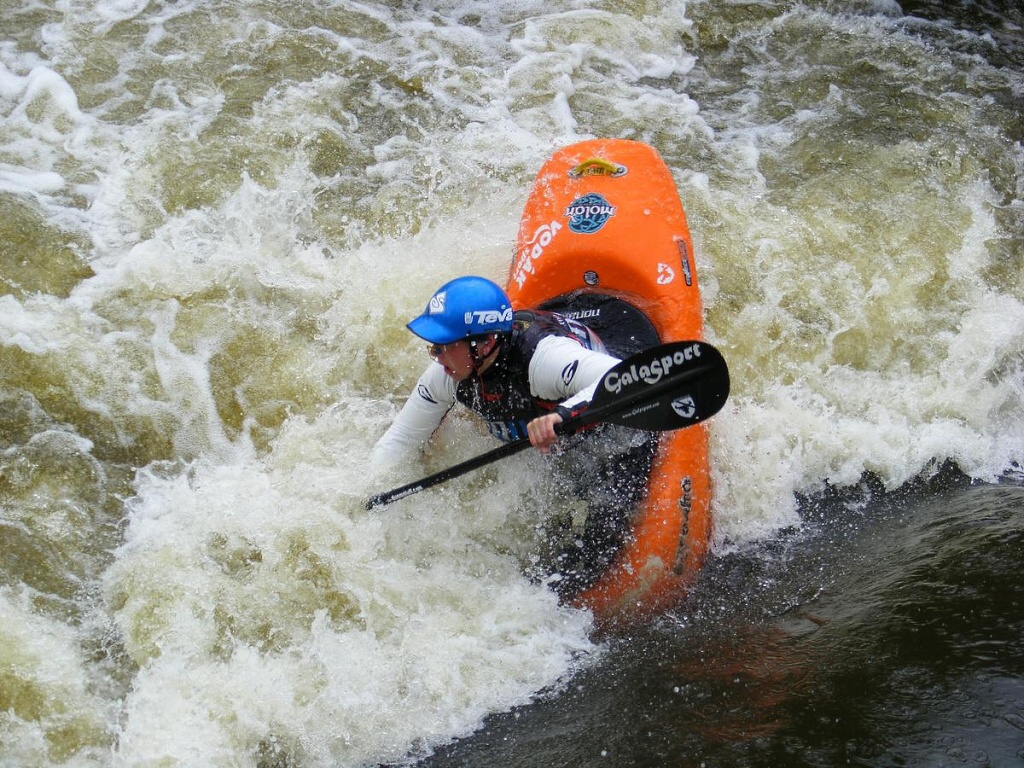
[565, 193, 616, 234]
[511, 220, 562, 289]
[677, 238, 693, 287]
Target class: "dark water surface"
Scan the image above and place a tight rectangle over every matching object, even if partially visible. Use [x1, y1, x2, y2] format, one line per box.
[899, 0, 1024, 69]
[423, 478, 1024, 767]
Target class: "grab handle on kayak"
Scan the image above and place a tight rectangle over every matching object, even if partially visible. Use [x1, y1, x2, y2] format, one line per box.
[568, 157, 628, 178]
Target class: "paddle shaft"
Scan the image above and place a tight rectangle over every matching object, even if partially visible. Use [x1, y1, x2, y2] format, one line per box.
[365, 360, 714, 509]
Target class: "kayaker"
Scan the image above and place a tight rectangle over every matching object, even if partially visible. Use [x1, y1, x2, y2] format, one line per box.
[373, 275, 657, 596]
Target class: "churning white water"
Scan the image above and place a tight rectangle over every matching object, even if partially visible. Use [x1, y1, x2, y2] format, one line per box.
[1, 0, 1021, 765]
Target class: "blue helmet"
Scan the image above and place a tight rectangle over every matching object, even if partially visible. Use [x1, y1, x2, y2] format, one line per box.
[407, 276, 514, 344]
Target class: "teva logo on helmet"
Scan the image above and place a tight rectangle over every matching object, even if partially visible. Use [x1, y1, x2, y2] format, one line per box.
[464, 308, 513, 325]
[565, 193, 616, 234]
[428, 291, 446, 315]
[602, 343, 702, 395]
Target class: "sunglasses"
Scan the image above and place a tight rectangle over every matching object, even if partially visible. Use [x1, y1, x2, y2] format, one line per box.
[427, 341, 458, 361]
[428, 337, 487, 361]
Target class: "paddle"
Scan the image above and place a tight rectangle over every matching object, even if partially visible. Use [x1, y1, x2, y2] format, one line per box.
[366, 340, 729, 509]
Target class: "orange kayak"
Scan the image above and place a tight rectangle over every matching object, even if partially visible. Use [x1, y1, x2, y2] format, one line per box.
[506, 139, 711, 625]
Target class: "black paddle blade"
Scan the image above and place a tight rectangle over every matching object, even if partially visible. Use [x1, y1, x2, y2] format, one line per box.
[575, 340, 730, 433]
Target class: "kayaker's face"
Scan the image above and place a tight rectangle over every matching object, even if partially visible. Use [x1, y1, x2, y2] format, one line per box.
[428, 340, 476, 381]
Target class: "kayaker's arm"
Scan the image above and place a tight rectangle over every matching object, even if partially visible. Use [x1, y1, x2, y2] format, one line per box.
[527, 336, 620, 400]
[371, 363, 457, 468]
[525, 336, 620, 452]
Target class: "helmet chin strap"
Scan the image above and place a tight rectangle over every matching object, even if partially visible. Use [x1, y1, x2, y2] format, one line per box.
[468, 334, 499, 374]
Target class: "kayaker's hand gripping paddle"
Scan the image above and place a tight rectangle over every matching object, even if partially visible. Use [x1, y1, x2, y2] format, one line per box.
[366, 340, 730, 509]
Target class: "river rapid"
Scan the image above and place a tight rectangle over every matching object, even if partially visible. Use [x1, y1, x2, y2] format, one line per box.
[1, 0, 1022, 766]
